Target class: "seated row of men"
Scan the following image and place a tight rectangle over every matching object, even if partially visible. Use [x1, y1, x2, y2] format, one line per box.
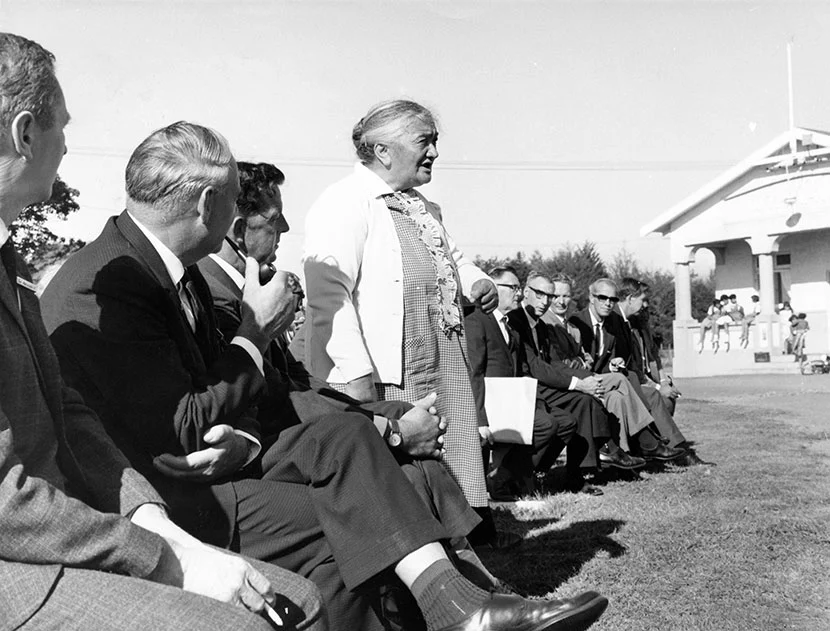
[466, 268, 705, 501]
[1, 30, 608, 631]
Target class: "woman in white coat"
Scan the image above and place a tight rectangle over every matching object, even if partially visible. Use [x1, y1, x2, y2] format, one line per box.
[302, 100, 498, 510]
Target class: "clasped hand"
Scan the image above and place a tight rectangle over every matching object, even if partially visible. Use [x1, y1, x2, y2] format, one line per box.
[396, 392, 447, 459]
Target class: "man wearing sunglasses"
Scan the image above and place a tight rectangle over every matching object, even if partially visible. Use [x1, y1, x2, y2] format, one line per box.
[572, 279, 696, 464]
[542, 274, 682, 464]
[504, 272, 618, 482]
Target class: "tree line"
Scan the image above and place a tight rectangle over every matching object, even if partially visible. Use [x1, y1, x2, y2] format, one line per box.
[474, 242, 715, 350]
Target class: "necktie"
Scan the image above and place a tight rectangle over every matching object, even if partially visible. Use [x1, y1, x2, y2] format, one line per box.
[1, 242, 17, 289]
[592, 323, 600, 358]
[500, 315, 511, 344]
[178, 268, 203, 333]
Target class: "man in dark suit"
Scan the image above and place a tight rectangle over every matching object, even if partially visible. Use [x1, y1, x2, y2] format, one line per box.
[0, 31, 324, 631]
[466, 267, 599, 498]
[506, 271, 619, 478]
[42, 123, 607, 631]
[571, 278, 689, 462]
[541, 273, 669, 462]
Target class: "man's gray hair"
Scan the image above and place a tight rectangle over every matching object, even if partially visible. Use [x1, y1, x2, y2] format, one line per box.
[589, 278, 618, 294]
[352, 99, 437, 164]
[550, 272, 575, 289]
[526, 270, 554, 285]
[0, 33, 61, 131]
[126, 121, 234, 213]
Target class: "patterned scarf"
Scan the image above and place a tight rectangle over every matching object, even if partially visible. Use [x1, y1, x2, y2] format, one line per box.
[382, 189, 461, 335]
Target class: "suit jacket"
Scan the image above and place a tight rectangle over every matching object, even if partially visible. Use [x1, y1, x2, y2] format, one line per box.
[0, 242, 164, 630]
[506, 307, 591, 391]
[570, 309, 617, 374]
[42, 211, 266, 545]
[197, 256, 413, 445]
[464, 309, 520, 427]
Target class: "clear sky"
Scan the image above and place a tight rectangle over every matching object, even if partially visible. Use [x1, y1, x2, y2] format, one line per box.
[3, 0, 830, 277]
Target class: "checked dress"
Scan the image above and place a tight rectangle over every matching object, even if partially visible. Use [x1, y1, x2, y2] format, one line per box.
[328, 198, 488, 507]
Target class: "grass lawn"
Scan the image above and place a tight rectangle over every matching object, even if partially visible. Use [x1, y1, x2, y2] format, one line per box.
[479, 374, 830, 631]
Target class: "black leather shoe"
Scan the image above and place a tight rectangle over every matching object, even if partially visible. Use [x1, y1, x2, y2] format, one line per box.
[598, 449, 647, 470]
[674, 449, 713, 467]
[437, 591, 608, 631]
[486, 469, 519, 502]
[640, 444, 686, 461]
[578, 484, 604, 496]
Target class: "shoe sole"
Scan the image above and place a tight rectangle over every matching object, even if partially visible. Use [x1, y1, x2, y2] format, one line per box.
[643, 453, 684, 462]
[598, 457, 646, 470]
[535, 592, 609, 631]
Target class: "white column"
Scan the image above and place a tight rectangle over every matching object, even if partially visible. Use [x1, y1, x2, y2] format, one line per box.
[758, 252, 775, 314]
[674, 262, 692, 321]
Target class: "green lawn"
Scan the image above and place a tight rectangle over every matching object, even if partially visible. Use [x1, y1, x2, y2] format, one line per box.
[480, 374, 830, 631]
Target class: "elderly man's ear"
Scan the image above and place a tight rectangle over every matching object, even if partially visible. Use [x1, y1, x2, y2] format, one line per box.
[230, 216, 248, 247]
[10, 111, 36, 160]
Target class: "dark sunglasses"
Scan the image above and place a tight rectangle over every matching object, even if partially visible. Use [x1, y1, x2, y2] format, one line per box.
[496, 283, 521, 293]
[592, 293, 620, 304]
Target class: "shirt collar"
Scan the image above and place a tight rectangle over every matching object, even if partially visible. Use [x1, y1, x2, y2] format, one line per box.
[618, 308, 630, 324]
[128, 211, 186, 286]
[522, 305, 538, 327]
[0, 217, 9, 248]
[353, 162, 396, 199]
[493, 308, 505, 322]
[589, 308, 603, 328]
[547, 312, 565, 326]
[209, 253, 245, 290]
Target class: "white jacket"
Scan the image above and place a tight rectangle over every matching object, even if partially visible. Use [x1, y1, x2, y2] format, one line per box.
[302, 163, 489, 385]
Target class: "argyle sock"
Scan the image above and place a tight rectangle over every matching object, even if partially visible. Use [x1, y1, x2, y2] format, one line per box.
[410, 558, 489, 631]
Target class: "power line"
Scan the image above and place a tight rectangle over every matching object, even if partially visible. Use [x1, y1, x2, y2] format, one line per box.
[68, 147, 732, 173]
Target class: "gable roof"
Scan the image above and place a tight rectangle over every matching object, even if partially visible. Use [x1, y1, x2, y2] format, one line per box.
[640, 127, 830, 236]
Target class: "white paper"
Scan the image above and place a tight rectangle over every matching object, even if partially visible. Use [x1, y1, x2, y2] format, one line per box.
[483, 376, 537, 445]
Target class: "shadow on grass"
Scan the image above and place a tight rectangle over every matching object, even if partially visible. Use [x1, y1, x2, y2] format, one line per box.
[480, 518, 627, 596]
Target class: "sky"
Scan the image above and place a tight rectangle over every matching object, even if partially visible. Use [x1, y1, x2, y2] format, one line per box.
[3, 0, 830, 277]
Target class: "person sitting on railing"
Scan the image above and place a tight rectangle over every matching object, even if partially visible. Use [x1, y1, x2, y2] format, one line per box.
[698, 298, 724, 352]
[739, 295, 761, 348]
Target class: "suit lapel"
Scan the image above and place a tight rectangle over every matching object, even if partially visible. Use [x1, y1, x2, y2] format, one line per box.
[114, 212, 209, 370]
[0, 247, 63, 420]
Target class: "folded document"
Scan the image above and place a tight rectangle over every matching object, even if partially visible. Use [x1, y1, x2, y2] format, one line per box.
[483, 376, 537, 445]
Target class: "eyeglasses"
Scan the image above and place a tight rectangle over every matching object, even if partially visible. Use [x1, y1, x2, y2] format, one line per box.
[592, 294, 620, 304]
[527, 286, 554, 301]
[496, 283, 521, 293]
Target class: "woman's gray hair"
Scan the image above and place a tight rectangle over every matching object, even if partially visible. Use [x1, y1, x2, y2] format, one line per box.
[352, 99, 437, 164]
[126, 121, 234, 214]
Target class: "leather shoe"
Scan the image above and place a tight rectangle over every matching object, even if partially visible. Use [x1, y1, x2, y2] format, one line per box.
[674, 449, 712, 467]
[640, 443, 686, 462]
[598, 449, 646, 470]
[437, 591, 608, 631]
[486, 469, 519, 502]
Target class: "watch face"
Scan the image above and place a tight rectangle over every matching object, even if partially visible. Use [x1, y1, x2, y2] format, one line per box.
[389, 432, 403, 448]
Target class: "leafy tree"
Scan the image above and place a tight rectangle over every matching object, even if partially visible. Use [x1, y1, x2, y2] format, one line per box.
[474, 241, 607, 310]
[10, 176, 85, 279]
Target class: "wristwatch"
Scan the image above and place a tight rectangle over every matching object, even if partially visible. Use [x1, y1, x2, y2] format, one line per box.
[384, 419, 403, 448]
